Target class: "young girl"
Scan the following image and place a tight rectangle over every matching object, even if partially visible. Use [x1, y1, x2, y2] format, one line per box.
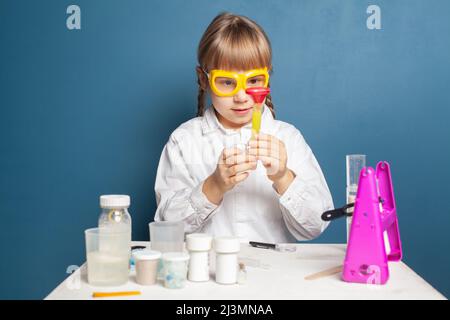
[154, 12, 333, 243]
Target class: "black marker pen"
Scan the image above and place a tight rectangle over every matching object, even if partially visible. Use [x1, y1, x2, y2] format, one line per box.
[249, 241, 276, 250]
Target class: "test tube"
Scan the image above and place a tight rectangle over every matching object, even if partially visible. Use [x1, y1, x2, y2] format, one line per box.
[251, 103, 263, 139]
[346, 154, 366, 242]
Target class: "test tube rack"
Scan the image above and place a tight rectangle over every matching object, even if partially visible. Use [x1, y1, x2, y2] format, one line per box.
[343, 161, 402, 285]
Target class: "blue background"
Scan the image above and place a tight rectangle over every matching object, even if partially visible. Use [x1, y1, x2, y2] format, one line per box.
[1, 0, 449, 299]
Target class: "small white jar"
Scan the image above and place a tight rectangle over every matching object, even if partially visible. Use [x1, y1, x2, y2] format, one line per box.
[132, 250, 161, 286]
[214, 237, 240, 285]
[186, 233, 212, 282]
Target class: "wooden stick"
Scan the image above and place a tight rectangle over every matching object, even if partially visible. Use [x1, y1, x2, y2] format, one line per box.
[304, 265, 343, 280]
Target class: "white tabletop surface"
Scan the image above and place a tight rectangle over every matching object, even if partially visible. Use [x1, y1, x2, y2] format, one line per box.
[46, 242, 446, 300]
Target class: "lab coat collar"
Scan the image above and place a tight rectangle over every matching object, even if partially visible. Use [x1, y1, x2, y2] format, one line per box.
[201, 104, 274, 135]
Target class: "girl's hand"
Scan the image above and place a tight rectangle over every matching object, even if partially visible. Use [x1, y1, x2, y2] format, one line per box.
[203, 147, 257, 204]
[248, 133, 296, 194]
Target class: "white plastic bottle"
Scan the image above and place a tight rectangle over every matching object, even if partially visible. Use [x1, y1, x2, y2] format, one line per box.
[186, 233, 212, 282]
[214, 237, 240, 285]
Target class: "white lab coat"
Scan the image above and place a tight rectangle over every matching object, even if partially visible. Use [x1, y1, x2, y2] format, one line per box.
[154, 105, 334, 243]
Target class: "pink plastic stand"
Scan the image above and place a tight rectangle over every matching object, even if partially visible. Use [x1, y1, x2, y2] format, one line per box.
[343, 161, 402, 285]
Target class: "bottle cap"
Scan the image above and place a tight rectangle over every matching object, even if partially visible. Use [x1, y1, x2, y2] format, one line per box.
[100, 195, 130, 208]
[132, 249, 162, 261]
[162, 252, 190, 262]
[214, 237, 240, 253]
[186, 233, 212, 251]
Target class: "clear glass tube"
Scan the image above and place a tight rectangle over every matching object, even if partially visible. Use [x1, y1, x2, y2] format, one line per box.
[346, 154, 366, 242]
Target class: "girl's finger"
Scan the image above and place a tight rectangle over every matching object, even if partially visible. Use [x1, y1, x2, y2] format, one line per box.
[258, 155, 282, 175]
[257, 134, 285, 152]
[255, 133, 274, 142]
[258, 156, 280, 167]
[249, 137, 281, 158]
[248, 139, 279, 150]
[230, 172, 249, 184]
[248, 147, 268, 157]
[228, 161, 257, 177]
[248, 147, 281, 160]
[222, 147, 242, 160]
[257, 155, 275, 167]
[224, 153, 257, 166]
[220, 148, 243, 165]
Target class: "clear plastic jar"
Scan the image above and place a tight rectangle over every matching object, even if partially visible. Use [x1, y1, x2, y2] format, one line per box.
[98, 195, 132, 265]
[85, 228, 130, 286]
[133, 250, 161, 286]
[162, 252, 190, 289]
[98, 195, 132, 236]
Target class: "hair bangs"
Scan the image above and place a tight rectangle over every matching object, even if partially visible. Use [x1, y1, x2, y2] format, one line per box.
[205, 24, 271, 71]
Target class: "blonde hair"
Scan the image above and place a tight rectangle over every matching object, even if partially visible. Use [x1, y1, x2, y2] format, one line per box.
[196, 12, 275, 117]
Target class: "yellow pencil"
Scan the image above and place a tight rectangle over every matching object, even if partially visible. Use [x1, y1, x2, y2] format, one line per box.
[92, 291, 141, 298]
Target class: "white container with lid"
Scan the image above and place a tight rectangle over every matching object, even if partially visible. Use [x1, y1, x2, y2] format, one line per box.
[213, 237, 240, 285]
[161, 252, 190, 289]
[186, 233, 212, 282]
[132, 250, 161, 286]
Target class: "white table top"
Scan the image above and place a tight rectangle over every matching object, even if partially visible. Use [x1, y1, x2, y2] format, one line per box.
[46, 242, 446, 300]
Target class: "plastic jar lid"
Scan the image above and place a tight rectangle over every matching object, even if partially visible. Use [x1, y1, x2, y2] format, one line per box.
[213, 237, 240, 253]
[162, 252, 190, 262]
[186, 233, 212, 251]
[100, 195, 130, 208]
[132, 249, 161, 261]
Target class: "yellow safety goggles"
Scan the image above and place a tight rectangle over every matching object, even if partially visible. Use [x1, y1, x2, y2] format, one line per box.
[203, 67, 270, 97]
